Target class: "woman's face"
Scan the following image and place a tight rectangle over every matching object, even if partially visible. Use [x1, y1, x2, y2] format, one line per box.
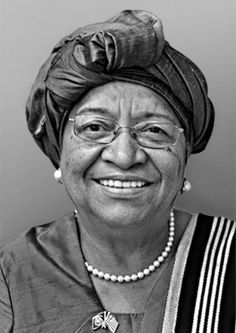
[60, 81, 187, 228]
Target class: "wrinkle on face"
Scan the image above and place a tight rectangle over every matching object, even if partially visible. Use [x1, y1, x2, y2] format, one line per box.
[60, 81, 187, 229]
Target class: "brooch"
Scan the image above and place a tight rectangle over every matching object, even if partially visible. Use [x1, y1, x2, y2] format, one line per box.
[92, 311, 119, 333]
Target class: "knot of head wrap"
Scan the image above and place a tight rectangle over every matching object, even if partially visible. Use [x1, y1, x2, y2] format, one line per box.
[26, 9, 214, 168]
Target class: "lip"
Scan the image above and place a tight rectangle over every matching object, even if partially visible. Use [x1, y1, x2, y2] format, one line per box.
[92, 174, 153, 183]
[91, 175, 155, 199]
[94, 181, 152, 198]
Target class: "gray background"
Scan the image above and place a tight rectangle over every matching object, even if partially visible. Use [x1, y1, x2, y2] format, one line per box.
[0, 0, 235, 243]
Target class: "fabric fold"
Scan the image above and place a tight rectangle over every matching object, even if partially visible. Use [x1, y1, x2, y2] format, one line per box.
[26, 9, 214, 167]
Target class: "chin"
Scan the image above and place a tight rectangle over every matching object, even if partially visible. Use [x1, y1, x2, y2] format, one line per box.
[92, 203, 154, 229]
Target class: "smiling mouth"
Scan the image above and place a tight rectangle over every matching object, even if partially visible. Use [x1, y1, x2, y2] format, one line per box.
[97, 179, 148, 188]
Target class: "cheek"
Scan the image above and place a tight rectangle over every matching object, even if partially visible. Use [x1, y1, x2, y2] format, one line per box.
[151, 147, 185, 186]
[60, 140, 102, 180]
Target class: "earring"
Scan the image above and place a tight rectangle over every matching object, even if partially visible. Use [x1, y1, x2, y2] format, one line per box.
[53, 168, 63, 184]
[181, 178, 191, 193]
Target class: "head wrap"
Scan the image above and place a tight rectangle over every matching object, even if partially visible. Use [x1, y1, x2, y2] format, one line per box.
[26, 10, 214, 167]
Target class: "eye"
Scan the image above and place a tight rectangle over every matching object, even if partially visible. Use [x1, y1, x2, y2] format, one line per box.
[83, 123, 106, 132]
[140, 124, 169, 135]
[74, 117, 115, 140]
[145, 125, 165, 134]
[79, 121, 110, 137]
[137, 123, 173, 142]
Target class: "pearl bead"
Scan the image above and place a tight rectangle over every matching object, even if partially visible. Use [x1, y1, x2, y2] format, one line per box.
[143, 268, 150, 276]
[137, 272, 144, 279]
[154, 260, 160, 267]
[162, 251, 168, 258]
[87, 265, 93, 272]
[110, 275, 117, 282]
[131, 274, 138, 281]
[183, 181, 191, 191]
[149, 265, 155, 271]
[117, 275, 124, 283]
[83, 209, 175, 283]
[53, 169, 62, 183]
[124, 275, 131, 282]
[158, 256, 164, 263]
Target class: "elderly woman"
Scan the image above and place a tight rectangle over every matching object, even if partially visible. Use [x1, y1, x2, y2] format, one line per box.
[0, 10, 235, 333]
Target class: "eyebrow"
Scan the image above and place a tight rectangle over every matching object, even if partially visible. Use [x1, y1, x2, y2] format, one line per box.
[76, 107, 177, 124]
[134, 112, 175, 123]
[76, 107, 109, 116]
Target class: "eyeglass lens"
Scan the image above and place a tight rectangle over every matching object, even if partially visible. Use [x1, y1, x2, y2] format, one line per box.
[70, 115, 183, 148]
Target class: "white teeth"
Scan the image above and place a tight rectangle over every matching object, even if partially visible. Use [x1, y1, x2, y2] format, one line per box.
[99, 180, 146, 188]
[108, 180, 114, 187]
[114, 180, 122, 187]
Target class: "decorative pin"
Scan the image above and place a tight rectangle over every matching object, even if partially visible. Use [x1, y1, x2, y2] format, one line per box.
[92, 311, 119, 333]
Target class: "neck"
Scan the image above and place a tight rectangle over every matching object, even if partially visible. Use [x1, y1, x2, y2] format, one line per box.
[76, 208, 173, 276]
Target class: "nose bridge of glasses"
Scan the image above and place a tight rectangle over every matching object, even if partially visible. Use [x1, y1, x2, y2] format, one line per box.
[114, 125, 137, 141]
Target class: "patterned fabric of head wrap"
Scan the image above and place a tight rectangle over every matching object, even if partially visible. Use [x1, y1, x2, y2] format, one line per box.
[26, 10, 214, 167]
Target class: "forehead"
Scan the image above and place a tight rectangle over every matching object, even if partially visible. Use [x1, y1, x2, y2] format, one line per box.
[70, 81, 179, 123]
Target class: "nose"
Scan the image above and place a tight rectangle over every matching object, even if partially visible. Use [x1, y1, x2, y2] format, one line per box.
[101, 130, 147, 169]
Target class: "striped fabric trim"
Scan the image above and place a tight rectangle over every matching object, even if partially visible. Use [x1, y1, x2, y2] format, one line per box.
[192, 217, 235, 333]
[162, 214, 198, 333]
[213, 220, 235, 332]
[162, 214, 235, 333]
[192, 217, 224, 332]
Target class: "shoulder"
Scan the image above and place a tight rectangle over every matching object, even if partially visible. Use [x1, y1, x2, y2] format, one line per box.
[173, 212, 235, 331]
[0, 212, 77, 273]
[176, 208, 235, 237]
[187, 213, 235, 331]
[195, 212, 235, 240]
[183, 211, 235, 255]
[193, 213, 235, 270]
[174, 209, 235, 245]
[175, 209, 235, 268]
[196, 212, 235, 224]
[182, 212, 235, 294]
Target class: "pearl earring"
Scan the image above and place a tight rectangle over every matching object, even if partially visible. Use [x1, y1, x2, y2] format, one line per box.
[53, 168, 63, 184]
[181, 178, 191, 193]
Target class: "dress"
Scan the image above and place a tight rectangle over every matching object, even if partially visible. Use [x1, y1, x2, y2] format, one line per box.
[0, 212, 235, 333]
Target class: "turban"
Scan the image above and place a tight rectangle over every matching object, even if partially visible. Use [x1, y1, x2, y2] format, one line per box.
[26, 10, 214, 168]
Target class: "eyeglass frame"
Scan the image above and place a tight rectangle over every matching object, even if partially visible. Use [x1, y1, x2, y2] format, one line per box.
[68, 115, 184, 149]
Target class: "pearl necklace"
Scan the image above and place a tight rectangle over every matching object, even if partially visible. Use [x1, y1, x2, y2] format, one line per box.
[84, 210, 175, 283]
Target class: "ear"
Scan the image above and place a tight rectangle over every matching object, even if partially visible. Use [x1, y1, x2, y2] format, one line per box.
[184, 142, 192, 164]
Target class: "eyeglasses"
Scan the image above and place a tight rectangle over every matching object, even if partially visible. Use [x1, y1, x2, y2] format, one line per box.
[68, 115, 184, 149]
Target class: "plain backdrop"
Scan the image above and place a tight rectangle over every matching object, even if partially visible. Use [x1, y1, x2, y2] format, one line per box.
[0, 0, 235, 243]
